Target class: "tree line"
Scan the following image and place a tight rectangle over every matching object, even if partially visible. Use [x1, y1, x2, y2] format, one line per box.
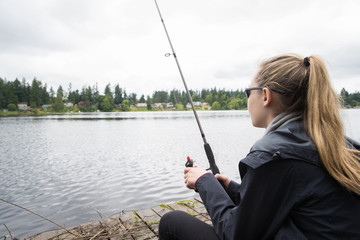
[340, 88, 360, 108]
[0, 77, 359, 112]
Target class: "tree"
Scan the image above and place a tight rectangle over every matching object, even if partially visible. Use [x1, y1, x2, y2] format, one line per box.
[30, 78, 42, 108]
[41, 84, 50, 104]
[205, 92, 214, 105]
[52, 92, 65, 112]
[139, 94, 145, 103]
[192, 93, 200, 102]
[13, 78, 22, 102]
[181, 91, 188, 107]
[123, 89, 127, 99]
[121, 99, 130, 111]
[57, 85, 64, 97]
[114, 84, 123, 104]
[93, 83, 99, 99]
[8, 103, 17, 111]
[0, 78, 5, 108]
[49, 87, 55, 103]
[68, 88, 81, 104]
[20, 78, 30, 104]
[227, 97, 241, 110]
[212, 101, 221, 110]
[104, 83, 112, 97]
[217, 91, 227, 108]
[153, 91, 168, 103]
[68, 83, 72, 96]
[5, 81, 18, 106]
[81, 86, 94, 107]
[340, 88, 349, 99]
[128, 93, 137, 105]
[169, 89, 180, 105]
[201, 89, 209, 100]
[146, 95, 152, 110]
[101, 94, 114, 112]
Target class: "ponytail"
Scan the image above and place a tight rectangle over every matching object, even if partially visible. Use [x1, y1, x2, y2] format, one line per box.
[305, 56, 360, 194]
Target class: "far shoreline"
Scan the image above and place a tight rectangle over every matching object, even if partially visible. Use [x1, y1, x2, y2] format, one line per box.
[2, 107, 359, 118]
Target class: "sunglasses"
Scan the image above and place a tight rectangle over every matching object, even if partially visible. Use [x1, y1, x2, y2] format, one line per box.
[245, 87, 285, 98]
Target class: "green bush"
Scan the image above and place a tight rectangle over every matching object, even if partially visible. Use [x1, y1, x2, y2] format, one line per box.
[121, 99, 130, 111]
[7, 103, 17, 111]
[212, 101, 221, 110]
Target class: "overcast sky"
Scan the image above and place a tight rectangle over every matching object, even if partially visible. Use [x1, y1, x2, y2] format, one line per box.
[1, 0, 359, 96]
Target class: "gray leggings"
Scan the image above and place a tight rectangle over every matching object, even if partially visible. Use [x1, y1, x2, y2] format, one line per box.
[158, 210, 219, 240]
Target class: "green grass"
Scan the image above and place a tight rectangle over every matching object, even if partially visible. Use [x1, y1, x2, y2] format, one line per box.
[0, 110, 48, 117]
[0, 111, 19, 117]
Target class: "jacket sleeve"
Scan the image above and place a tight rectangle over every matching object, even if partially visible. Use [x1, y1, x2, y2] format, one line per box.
[195, 174, 237, 239]
[196, 155, 299, 240]
[226, 180, 241, 205]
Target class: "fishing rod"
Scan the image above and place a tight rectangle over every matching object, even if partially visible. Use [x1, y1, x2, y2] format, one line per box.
[154, 0, 220, 175]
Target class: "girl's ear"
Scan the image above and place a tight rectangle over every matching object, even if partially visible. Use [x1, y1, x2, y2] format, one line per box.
[262, 88, 272, 107]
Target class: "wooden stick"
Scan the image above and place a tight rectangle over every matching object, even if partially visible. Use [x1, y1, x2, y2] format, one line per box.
[89, 229, 105, 240]
[0, 198, 83, 238]
[4, 224, 13, 240]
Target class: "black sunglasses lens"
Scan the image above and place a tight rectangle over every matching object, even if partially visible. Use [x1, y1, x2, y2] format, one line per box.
[245, 89, 250, 98]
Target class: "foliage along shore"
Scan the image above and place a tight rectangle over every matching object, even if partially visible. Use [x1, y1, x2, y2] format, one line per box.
[0, 105, 210, 117]
[1, 77, 359, 116]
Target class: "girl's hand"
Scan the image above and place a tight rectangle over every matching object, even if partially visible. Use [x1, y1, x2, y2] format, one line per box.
[215, 174, 231, 190]
[184, 166, 207, 189]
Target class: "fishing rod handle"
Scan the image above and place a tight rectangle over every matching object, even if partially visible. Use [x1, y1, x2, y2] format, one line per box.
[204, 143, 220, 175]
[203, 144, 227, 190]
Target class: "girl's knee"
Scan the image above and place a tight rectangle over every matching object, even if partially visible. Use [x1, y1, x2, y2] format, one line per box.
[159, 211, 184, 240]
[159, 210, 183, 229]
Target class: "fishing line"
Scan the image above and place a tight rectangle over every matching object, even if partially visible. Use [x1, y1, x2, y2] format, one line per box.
[154, 0, 220, 175]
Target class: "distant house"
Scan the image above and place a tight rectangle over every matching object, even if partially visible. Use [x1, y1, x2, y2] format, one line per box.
[17, 103, 29, 110]
[203, 102, 209, 106]
[186, 102, 203, 108]
[167, 103, 174, 108]
[65, 102, 74, 108]
[42, 104, 52, 110]
[76, 101, 87, 107]
[136, 103, 147, 108]
[151, 103, 162, 108]
[194, 101, 202, 107]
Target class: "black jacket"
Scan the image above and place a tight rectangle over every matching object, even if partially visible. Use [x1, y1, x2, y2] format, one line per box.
[196, 120, 360, 240]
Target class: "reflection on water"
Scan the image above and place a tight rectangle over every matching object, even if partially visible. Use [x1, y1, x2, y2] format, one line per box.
[0, 110, 359, 238]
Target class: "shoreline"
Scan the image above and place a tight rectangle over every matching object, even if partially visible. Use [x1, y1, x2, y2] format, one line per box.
[1, 107, 358, 118]
[0, 109, 209, 117]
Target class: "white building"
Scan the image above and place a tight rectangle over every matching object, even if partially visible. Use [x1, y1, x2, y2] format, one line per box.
[17, 103, 29, 110]
[136, 103, 147, 108]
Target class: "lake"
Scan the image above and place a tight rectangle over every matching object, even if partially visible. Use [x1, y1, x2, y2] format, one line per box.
[0, 109, 359, 238]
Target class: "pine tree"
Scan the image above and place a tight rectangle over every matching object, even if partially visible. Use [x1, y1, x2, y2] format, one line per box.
[114, 84, 123, 104]
[52, 92, 65, 112]
[30, 78, 42, 108]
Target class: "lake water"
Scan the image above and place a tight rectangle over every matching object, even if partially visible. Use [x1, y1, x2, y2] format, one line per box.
[0, 109, 359, 238]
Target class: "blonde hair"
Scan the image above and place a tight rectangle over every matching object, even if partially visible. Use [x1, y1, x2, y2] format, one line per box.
[256, 53, 360, 195]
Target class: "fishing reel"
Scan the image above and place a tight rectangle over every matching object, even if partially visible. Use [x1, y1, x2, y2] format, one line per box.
[185, 156, 194, 167]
